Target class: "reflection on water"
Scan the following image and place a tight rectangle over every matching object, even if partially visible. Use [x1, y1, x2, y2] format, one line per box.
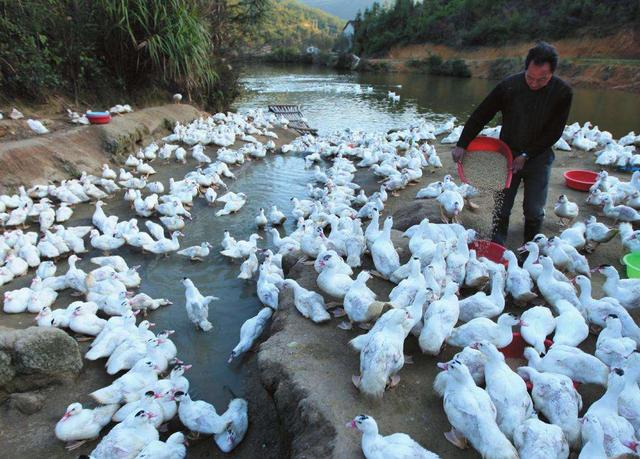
[236, 64, 640, 137]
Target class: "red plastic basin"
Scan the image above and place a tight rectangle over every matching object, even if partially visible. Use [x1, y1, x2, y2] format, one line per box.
[499, 332, 579, 390]
[87, 111, 112, 125]
[457, 136, 513, 189]
[564, 170, 598, 191]
[469, 240, 508, 267]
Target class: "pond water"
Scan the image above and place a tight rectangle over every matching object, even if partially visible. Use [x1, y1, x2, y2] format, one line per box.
[236, 63, 640, 137]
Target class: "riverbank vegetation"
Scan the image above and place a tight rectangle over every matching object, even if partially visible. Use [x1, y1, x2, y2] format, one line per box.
[407, 56, 471, 78]
[353, 0, 640, 56]
[0, 0, 269, 110]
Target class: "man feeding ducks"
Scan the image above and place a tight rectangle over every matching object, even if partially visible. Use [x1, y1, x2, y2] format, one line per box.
[452, 42, 573, 246]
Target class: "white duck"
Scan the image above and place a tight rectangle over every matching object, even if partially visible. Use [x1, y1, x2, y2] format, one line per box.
[220, 233, 261, 259]
[175, 392, 226, 434]
[560, 220, 587, 250]
[255, 208, 268, 227]
[182, 277, 218, 331]
[502, 250, 537, 305]
[595, 315, 637, 368]
[134, 431, 187, 459]
[573, 274, 640, 340]
[523, 345, 609, 386]
[347, 414, 440, 459]
[68, 303, 106, 336]
[602, 195, 640, 222]
[283, 279, 330, 323]
[441, 360, 518, 458]
[536, 257, 580, 308]
[513, 418, 569, 459]
[316, 251, 353, 299]
[553, 299, 589, 347]
[554, 194, 579, 225]
[464, 249, 490, 289]
[142, 231, 183, 255]
[215, 192, 247, 217]
[579, 416, 608, 459]
[91, 359, 159, 404]
[598, 264, 640, 310]
[458, 265, 506, 322]
[177, 242, 211, 261]
[89, 409, 159, 459]
[213, 398, 249, 453]
[583, 369, 638, 457]
[339, 271, 385, 330]
[619, 353, 640, 437]
[518, 366, 582, 449]
[228, 307, 273, 362]
[370, 216, 400, 280]
[389, 257, 426, 309]
[54, 402, 119, 448]
[268, 205, 286, 225]
[520, 306, 556, 355]
[447, 313, 519, 349]
[237, 247, 259, 280]
[112, 390, 164, 428]
[433, 347, 487, 397]
[419, 281, 459, 355]
[353, 309, 410, 398]
[474, 341, 535, 440]
[436, 186, 464, 224]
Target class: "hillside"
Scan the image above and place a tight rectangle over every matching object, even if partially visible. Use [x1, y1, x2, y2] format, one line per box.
[353, 0, 640, 57]
[246, 0, 344, 51]
[297, 0, 389, 20]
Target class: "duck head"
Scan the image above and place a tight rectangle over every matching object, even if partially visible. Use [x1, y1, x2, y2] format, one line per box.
[59, 402, 82, 422]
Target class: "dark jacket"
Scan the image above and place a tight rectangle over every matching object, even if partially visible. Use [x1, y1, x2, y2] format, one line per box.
[457, 72, 573, 161]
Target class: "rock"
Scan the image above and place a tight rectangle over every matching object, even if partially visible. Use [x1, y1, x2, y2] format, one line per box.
[11, 327, 82, 390]
[7, 391, 46, 414]
[282, 251, 303, 276]
[0, 350, 14, 387]
[392, 200, 440, 231]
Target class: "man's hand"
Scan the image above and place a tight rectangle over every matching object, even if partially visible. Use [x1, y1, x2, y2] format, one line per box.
[451, 146, 465, 163]
[512, 155, 527, 173]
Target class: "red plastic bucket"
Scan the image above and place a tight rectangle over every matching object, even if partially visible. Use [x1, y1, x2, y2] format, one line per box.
[468, 240, 508, 267]
[563, 170, 598, 191]
[457, 136, 513, 189]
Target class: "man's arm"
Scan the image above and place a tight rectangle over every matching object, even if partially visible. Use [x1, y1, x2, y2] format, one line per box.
[525, 88, 573, 159]
[456, 83, 504, 149]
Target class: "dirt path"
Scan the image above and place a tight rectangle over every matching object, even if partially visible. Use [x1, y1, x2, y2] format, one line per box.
[0, 104, 201, 193]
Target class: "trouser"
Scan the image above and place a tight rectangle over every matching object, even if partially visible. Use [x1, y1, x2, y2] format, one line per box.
[491, 150, 554, 246]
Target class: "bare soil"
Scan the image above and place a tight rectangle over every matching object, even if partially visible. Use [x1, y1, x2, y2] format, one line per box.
[0, 104, 201, 193]
[373, 29, 640, 91]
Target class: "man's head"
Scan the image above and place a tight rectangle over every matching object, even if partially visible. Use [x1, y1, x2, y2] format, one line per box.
[524, 42, 558, 90]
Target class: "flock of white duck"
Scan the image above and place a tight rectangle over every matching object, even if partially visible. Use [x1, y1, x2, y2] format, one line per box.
[0, 109, 292, 458]
[273, 124, 640, 459]
[1, 106, 639, 459]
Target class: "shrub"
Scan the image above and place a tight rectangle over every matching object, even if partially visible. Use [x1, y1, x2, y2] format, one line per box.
[488, 57, 522, 80]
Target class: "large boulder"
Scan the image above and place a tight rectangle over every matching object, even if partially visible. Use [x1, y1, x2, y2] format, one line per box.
[0, 351, 14, 387]
[0, 326, 82, 396]
[392, 200, 440, 231]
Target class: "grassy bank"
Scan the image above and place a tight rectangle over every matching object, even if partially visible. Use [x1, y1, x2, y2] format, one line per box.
[0, 0, 268, 112]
